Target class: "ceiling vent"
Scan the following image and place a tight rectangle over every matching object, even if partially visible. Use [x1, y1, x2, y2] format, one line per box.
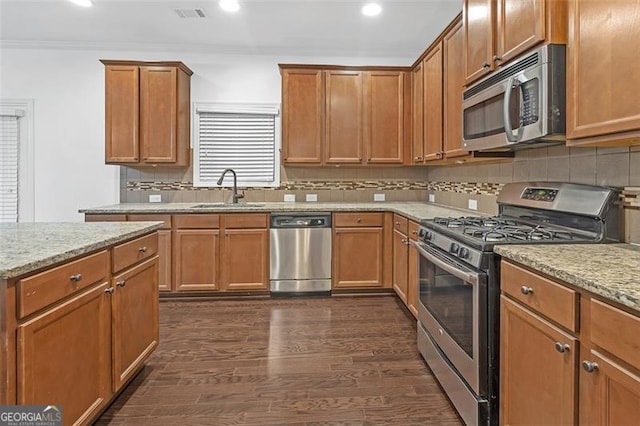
[174, 8, 208, 18]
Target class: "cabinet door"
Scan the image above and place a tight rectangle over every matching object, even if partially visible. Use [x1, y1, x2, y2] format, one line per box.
[496, 0, 545, 65]
[333, 227, 383, 288]
[324, 70, 364, 164]
[221, 228, 269, 291]
[364, 71, 404, 164]
[18, 283, 111, 425]
[174, 229, 219, 291]
[392, 229, 408, 303]
[111, 257, 159, 391]
[443, 20, 468, 159]
[411, 62, 425, 164]
[500, 296, 577, 425]
[423, 43, 444, 162]
[567, 0, 640, 141]
[464, 0, 494, 84]
[105, 65, 139, 163]
[581, 350, 640, 425]
[140, 66, 178, 163]
[281, 69, 324, 164]
[407, 237, 419, 319]
[157, 229, 172, 292]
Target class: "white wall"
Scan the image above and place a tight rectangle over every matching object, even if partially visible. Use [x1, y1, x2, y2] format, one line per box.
[0, 46, 410, 221]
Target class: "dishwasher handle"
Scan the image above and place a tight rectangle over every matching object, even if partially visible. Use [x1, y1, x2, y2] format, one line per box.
[270, 213, 332, 228]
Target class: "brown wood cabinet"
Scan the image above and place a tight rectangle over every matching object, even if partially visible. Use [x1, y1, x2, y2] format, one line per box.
[17, 283, 112, 425]
[333, 213, 385, 289]
[411, 61, 425, 164]
[174, 229, 220, 291]
[443, 19, 468, 160]
[501, 259, 640, 425]
[280, 65, 407, 166]
[463, 0, 567, 85]
[407, 221, 420, 318]
[6, 230, 160, 425]
[281, 68, 324, 164]
[221, 214, 269, 291]
[111, 257, 159, 391]
[566, 0, 640, 146]
[392, 215, 409, 303]
[500, 296, 577, 425]
[102, 60, 192, 166]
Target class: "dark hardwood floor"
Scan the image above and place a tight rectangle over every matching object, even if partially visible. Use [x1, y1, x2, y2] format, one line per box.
[96, 296, 463, 425]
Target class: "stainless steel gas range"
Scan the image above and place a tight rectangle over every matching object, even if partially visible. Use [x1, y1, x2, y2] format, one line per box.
[414, 182, 621, 426]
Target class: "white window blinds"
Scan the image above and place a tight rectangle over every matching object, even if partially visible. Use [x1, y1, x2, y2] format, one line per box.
[0, 111, 23, 223]
[194, 104, 280, 187]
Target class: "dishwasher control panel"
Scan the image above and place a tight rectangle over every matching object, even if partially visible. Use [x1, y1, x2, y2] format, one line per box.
[270, 213, 332, 228]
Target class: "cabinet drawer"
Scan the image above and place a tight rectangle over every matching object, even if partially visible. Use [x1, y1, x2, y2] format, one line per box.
[501, 261, 578, 332]
[590, 299, 640, 371]
[18, 251, 109, 318]
[334, 212, 384, 227]
[392, 214, 409, 234]
[408, 221, 420, 241]
[174, 214, 220, 229]
[224, 213, 269, 229]
[127, 214, 172, 229]
[112, 233, 158, 273]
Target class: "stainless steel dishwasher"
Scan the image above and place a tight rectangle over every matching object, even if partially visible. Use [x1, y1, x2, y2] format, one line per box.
[270, 212, 332, 294]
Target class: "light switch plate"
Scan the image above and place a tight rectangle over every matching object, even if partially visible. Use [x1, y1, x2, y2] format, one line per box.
[468, 199, 478, 210]
[149, 194, 162, 203]
[306, 193, 318, 202]
[284, 194, 296, 202]
[428, 194, 436, 203]
[374, 193, 385, 202]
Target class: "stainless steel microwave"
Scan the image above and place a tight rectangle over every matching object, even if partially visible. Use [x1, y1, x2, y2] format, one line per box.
[462, 44, 566, 152]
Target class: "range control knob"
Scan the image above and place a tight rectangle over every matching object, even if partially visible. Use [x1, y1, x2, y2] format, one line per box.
[458, 247, 470, 259]
[425, 231, 433, 241]
[418, 228, 426, 238]
[449, 243, 459, 254]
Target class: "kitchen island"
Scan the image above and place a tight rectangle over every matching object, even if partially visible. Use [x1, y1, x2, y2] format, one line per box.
[0, 222, 162, 425]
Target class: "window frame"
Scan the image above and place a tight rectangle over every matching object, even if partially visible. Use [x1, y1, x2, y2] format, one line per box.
[192, 102, 281, 188]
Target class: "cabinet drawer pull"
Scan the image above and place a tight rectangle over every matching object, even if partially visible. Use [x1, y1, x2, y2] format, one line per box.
[415, 156, 422, 161]
[493, 55, 502, 62]
[105, 287, 115, 294]
[412, 230, 418, 235]
[139, 246, 147, 253]
[482, 62, 490, 69]
[554, 342, 570, 353]
[582, 361, 599, 373]
[70, 274, 83, 282]
[520, 286, 534, 295]
[357, 218, 362, 223]
[116, 280, 126, 287]
[395, 221, 401, 226]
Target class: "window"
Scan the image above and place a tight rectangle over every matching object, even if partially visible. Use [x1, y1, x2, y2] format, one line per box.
[193, 103, 281, 188]
[0, 109, 23, 222]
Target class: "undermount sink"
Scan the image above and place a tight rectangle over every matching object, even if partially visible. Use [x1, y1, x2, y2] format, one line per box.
[191, 203, 265, 208]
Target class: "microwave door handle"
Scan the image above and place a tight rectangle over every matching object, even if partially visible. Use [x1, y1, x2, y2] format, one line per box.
[413, 241, 479, 286]
[503, 75, 519, 142]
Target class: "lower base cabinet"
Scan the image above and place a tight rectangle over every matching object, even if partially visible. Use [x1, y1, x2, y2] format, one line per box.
[501, 260, 640, 425]
[222, 228, 269, 291]
[333, 227, 384, 288]
[174, 229, 220, 291]
[17, 283, 112, 425]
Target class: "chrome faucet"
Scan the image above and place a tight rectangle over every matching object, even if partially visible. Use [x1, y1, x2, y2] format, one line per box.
[216, 168, 244, 204]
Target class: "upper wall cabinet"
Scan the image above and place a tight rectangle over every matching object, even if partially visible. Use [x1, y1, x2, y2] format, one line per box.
[463, 0, 568, 85]
[101, 60, 193, 166]
[566, 0, 640, 147]
[280, 66, 408, 166]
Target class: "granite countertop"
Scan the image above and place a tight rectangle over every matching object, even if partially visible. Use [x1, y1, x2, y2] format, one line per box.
[495, 244, 640, 314]
[79, 201, 478, 223]
[0, 222, 163, 280]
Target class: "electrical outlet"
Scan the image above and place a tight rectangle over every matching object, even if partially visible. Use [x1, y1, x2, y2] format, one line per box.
[373, 193, 385, 202]
[468, 199, 478, 210]
[149, 194, 162, 203]
[306, 193, 318, 202]
[284, 194, 296, 202]
[428, 194, 435, 203]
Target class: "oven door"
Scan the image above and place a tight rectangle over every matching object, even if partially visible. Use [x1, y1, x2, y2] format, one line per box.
[414, 241, 487, 395]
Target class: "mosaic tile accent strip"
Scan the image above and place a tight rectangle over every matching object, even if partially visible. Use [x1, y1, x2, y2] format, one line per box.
[622, 187, 640, 209]
[125, 180, 505, 195]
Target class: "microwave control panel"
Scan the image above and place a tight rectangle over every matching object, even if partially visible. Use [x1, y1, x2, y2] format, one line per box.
[520, 79, 539, 126]
[521, 187, 558, 202]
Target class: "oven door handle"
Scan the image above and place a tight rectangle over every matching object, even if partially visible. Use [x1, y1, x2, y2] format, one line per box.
[413, 241, 479, 286]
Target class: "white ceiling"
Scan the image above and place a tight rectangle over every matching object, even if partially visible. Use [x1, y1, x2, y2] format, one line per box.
[0, 0, 462, 60]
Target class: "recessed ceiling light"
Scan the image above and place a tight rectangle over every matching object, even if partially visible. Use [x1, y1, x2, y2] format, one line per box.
[362, 3, 382, 17]
[219, 0, 240, 13]
[68, 0, 93, 7]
